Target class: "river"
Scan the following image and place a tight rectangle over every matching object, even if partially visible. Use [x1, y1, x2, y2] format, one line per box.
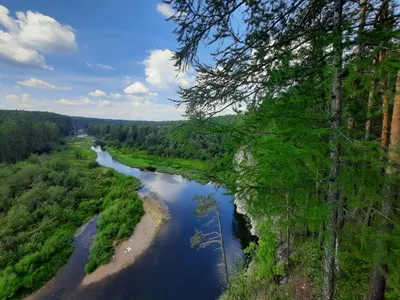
[32, 146, 251, 300]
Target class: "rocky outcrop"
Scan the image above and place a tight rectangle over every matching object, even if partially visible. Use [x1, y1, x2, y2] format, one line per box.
[234, 146, 259, 235]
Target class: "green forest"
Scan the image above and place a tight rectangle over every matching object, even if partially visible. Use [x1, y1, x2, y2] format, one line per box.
[87, 116, 238, 182]
[1, 0, 400, 299]
[0, 117, 144, 299]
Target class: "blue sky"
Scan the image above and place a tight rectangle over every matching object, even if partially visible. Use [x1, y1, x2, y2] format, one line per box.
[0, 0, 193, 120]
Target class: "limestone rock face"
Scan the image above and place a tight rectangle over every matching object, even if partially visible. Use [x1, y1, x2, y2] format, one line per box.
[233, 146, 258, 235]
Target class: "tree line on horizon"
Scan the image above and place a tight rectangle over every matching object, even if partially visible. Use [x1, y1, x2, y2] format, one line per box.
[0, 109, 193, 164]
[87, 115, 238, 162]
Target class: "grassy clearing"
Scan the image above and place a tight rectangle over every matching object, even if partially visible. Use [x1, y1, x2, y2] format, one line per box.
[107, 147, 212, 183]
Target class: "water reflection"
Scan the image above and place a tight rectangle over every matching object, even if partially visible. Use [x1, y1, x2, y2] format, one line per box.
[33, 147, 250, 300]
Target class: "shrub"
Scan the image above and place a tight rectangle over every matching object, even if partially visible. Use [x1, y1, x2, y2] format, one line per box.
[88, 161, 100, 169]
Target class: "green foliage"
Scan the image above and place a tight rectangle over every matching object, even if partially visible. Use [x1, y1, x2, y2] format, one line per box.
[165, 0, 400, 298]
[108, 147, 212, 183]
[0, 111, 72, 163]
[88, 161, 100, 169]
[221, 261, 289, 300]
[291, 241, 324, 288]
[85, 181, 144, 273]
[87, 116, 239, 162]
[252, 221, 285, 279]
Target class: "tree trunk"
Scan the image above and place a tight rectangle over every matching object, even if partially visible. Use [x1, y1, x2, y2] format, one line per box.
[362, 0, 374, 141]
[368, 70, 400, 299]
[335, 191, 345, 273]
[379, 0, 391, 147]
[367, 4, 394, 297]
[389, 70, 400, 160]
[368, 265, 388, 300]
[318, 223, 324, 250]
[216, 206, 229, 280]
[380, 81, 390, 148]
[359, 0, 367, 44]
[364, 206, 373, 226]
[286, 193, 290, 266]
[367, 181, 393, 300]
[322, 1, 343, 299]
[366, 76, 377, 141]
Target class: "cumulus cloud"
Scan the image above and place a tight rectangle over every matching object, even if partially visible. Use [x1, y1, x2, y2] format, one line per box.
[0, 5, 77, 70]
[17, 78, 72, 90]
[97, 64, 115, 70]
[6, 94, 19, 101]
[156, 3, 175, 18]
[109, 92, 123, 99]
[143, 49, 192, 88]
[89, 89, 106, 97]
[124, 81, 149, 94]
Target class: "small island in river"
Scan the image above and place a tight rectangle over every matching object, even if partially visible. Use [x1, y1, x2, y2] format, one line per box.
[82, 194, 168, 286]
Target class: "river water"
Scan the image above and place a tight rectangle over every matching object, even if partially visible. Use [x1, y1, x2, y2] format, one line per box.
[34, 146, 251, 300]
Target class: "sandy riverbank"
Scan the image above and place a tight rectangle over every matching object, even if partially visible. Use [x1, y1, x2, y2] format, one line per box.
[81, 194, 168, 286]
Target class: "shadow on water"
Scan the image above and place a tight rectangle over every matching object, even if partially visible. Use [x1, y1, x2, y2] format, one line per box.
[34, 146, 251, 300]
[232, 205, 253, 251]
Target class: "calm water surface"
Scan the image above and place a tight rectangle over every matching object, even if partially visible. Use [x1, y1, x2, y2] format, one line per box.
[34, 146, 251, 300]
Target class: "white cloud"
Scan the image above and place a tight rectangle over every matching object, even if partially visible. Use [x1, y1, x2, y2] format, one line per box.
[17, 78, 72, 90]
[21, 93, 31, 103]
[97, 64, 115, 70]
[89, 89, 106, 97]
[156, 3, 175, 18]
[86, 62, 92, 67]
[0, 30, 51, 70]
[0, 91, 185, 120]
[127, 95, 185, 119]
[124, 81, 149, 94]
[143, 49, 192, 88]
[97, 99, 111, 107]
[83, 97, 94, 104]
[109, 92, 123, 99]
[123, 75, 134, 85]
[58, 97, 105, 106]
[58, 98, 83, 106]
[0, 5, 77, 70]
[6, 94, 18, 101]
[18, 102, 35, 109]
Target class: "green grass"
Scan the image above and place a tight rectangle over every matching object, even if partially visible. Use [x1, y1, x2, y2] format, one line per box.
[107, 147, 213, 183]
